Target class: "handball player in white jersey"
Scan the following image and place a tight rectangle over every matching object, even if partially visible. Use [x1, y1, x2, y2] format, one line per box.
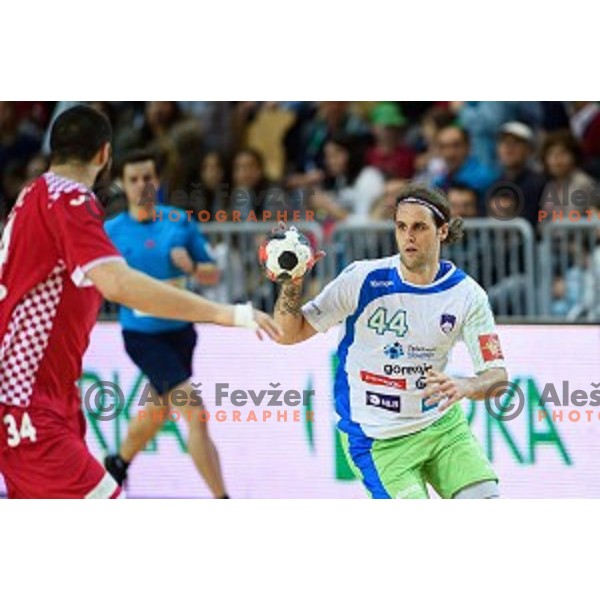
[272, 184, 508, 499]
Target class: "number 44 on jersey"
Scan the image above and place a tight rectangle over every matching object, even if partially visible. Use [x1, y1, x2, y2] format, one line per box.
[367, 307, 408, 337]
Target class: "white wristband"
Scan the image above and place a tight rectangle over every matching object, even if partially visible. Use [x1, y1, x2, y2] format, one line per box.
[233, 303, 258, 329]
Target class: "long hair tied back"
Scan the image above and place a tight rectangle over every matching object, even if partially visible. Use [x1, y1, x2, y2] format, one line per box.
[394, 183, 463, 244]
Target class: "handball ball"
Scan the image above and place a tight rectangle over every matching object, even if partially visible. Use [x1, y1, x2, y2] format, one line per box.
[259, 227, 314, 282]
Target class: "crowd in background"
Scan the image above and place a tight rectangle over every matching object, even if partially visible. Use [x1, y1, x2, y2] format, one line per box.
[3, 100, 600, 317]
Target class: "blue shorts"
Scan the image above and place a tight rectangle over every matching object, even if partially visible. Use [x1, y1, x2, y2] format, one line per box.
[122, 325, 197, 395]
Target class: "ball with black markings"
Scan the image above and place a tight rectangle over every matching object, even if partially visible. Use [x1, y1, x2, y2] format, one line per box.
[259, 227, 314, 282]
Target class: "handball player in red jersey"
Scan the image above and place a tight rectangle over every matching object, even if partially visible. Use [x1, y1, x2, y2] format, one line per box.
[0, 105, 281, 499]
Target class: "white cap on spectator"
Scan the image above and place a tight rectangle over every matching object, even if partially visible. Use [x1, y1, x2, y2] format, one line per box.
[499, 121, 534, 144]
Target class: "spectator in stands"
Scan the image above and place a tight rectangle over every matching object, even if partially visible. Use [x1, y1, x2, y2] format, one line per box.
[366, 102, 415, 180]
[371, 106, 454, 221]
[568, 101, 600, 178]
[445, 184, 489, 293]
[410, 105, 455, 185]
[550, 252, 592, 318]
[164, 150, 229, 220]
[285, 102, 369, 188]
[494, 122, 547, 230]
[433, 124, 497, 211]
[169, 118, 204, 193]
[552, 272, 583, 317]
[198, 151, 229, 215]
[452, 101, 542, 170]
[448, 184, 479, 219]
[242, 102, 298, 182]
[179, 101, 235, 156]
[0, 101, 40, 177]
[310, 134, 385, 226]
[540, 130, 597, 216]
[115, 101, 182, 157]
[0, 160, 26, 219]
[11, 102, 51, 140]
[231, 148, 279, 219]
[0, 151, 46, 221]
[541, 102, 570, 133]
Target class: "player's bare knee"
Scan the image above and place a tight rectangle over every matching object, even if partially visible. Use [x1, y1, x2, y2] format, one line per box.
[185, 406, 210, 435]
[166, 381, 198, 409]
[134, 404, 169, 435]
[453, 480, 500, 499]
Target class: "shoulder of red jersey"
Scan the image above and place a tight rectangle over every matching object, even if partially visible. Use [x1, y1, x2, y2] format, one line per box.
[40, 172, 96, 207]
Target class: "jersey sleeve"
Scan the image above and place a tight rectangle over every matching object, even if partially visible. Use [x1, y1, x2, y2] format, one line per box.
[49, 192, 124, 286]
[301, 262, 359, 333]
[187, 222, 215, 264]
[461, 282, 506, 373]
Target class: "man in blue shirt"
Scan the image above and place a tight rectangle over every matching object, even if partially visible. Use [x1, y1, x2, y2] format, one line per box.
[104, 150, 227, 498]
[434, 124, 498, 213]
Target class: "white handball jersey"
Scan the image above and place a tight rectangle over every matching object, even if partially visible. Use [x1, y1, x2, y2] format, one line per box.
[302, 256, 505, 439]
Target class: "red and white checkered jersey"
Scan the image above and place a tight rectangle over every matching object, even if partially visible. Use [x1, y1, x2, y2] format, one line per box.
[0, 172, 124, 411]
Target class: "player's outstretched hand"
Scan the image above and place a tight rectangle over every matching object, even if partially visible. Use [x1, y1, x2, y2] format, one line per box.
[253, 309, 283, 341]
[422, 369, 471, 412]
[233, 302, 281, 341]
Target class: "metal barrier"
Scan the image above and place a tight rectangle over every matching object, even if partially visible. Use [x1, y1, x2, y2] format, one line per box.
[328, 218, 537, 317]
[96, 218, 541, 319]
[539, 219, 600, 321]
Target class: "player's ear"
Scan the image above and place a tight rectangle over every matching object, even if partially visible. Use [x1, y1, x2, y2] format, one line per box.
[439, 223, 449, 242]
[94, 142, 112, 169]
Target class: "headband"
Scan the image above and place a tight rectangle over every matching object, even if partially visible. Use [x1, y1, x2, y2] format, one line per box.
[398, 197, 447, 222]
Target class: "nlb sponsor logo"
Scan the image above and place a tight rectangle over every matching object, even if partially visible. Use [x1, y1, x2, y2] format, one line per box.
[365, 391, 401, 413]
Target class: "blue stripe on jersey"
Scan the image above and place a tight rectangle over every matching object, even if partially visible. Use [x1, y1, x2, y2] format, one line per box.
[335, 263, 466, 442]
[347, 434, 390, 499]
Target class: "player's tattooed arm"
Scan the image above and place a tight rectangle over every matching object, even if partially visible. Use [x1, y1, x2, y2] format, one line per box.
[275, 281, 304, 317]
[274, 280, 317, 344]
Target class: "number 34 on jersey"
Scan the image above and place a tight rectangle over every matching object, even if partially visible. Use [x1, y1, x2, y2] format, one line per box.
[3, 413, 37, 448]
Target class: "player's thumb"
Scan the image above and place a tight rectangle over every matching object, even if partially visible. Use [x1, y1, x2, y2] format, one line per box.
[311, 250, 327, 266]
